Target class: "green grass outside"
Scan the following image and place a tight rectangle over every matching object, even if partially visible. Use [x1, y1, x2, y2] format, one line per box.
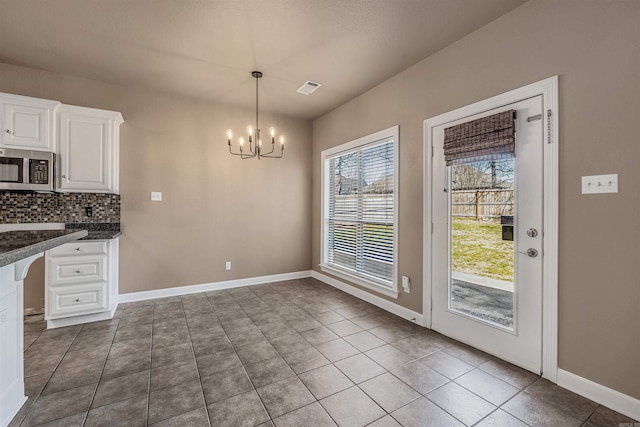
[451, 218, 514, 282]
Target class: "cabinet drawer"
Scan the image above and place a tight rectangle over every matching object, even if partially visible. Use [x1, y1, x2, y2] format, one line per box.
[48, 255, 106, 285]
[48, 241, 107, 257]
[48, 282, 108, 318]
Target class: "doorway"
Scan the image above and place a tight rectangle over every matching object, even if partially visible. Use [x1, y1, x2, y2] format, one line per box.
[423, 77, 559, 380]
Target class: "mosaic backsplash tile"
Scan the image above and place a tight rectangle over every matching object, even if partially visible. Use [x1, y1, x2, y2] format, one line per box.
[0, 192, 120, 224]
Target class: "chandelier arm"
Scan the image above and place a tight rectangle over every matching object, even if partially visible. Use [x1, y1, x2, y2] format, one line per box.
[259, 149, 284, 159]
[260, 142, 275, 156]
[228, 145, 257, 158]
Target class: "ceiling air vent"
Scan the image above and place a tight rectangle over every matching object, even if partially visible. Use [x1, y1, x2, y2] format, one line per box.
[296, 80, 322, 95]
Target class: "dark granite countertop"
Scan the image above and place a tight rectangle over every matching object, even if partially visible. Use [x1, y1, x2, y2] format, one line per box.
[0, 229, 88, 268]
[79, 231, 122, 240]
[65, 223, 121, 240]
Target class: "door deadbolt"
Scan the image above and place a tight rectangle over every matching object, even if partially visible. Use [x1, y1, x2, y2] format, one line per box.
[526, 248, 539, 257]
[527, 228, 538, 238]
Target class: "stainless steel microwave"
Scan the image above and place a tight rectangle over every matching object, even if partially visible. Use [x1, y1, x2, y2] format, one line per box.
[0, 148, 54, 191]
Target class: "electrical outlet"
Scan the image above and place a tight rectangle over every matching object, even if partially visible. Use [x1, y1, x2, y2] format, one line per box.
[85, 206, 93, 217]
[151, 192, 162, 201]
[581, 174, 618, 194]
[402, 276, 410, 293]
[225, 261, 231, 270]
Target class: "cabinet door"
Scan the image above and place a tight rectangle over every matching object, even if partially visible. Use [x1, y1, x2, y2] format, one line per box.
[58, 109, 113, 192]
[1, 102, 52, 150]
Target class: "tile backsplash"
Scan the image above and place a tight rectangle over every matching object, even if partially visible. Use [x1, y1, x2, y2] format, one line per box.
[0, 192, 120, 224]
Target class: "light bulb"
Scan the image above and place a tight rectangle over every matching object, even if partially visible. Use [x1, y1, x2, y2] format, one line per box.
[279, 135, 285, 146]
[226, 129, 233, 140]
[270, 127, 276, 137]
[247, 125, 253, 136]
[239, 137, 244, 146]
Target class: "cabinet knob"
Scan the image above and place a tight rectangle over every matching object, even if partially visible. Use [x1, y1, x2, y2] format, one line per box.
[74, 298, 80, 302]
[75, 270, 81, 273]
[5, 129, 14, 135]
[75, 247, 81, 251]
[61, 174, 67, 179]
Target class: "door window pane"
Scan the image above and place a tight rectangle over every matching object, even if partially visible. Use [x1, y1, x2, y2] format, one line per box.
[449, 158, 515, 329]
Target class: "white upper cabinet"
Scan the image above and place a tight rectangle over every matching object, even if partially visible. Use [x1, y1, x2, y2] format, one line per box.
[57, 104, 123, 194]
[0, 93, 60, 151]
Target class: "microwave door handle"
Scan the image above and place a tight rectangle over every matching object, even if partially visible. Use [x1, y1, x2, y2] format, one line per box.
[24, 158, 30, 185]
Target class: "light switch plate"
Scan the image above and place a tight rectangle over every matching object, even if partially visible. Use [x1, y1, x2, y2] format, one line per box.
[151, 191, 162, 201]
[402, 275, 410, 293]
[581, 174, 618, 194]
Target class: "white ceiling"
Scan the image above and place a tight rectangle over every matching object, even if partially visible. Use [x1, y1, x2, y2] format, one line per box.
[0, 0, 528, 120]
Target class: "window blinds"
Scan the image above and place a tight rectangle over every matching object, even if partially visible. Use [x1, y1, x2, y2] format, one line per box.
[327, 140, 395, 284]
[443, 110, 517, 166]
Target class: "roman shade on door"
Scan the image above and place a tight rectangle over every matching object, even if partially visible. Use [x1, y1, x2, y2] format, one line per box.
[443, 110, 516, 165]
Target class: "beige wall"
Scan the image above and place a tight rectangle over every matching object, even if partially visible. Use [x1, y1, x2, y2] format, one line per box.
[312, 0, 640, 399]
[0, 63, 313, 297]
[24, 258, 45, 310]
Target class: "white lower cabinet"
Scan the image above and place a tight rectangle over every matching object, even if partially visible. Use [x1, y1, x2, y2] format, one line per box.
[45, 238, 119, 327]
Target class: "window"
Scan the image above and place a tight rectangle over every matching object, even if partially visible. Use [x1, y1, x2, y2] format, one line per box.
[321, 126, 399, 298]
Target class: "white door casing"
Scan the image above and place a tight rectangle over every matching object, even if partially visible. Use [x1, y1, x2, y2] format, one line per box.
[423, 76, 559, 381]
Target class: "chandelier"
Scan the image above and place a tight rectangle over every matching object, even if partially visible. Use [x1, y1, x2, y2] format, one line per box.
[227, 71, 284, 159]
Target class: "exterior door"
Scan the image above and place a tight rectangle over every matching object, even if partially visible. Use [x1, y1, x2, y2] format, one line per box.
[431, 95, 544, 373]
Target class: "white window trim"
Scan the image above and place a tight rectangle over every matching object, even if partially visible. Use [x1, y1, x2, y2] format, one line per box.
[320, 125, 400, 299]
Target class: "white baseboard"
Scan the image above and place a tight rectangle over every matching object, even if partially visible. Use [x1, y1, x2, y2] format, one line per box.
[118, 270, 312, 303]
[557, 369, 640, 421]
[311, 270, 426, 326]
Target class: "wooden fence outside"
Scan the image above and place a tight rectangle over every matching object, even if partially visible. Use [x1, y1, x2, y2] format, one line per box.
[451, 189, 513, 219]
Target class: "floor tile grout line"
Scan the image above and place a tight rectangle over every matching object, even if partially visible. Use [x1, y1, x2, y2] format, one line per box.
[18, 325, 83, 427]
[79, 320, 123, 427]
[143, 304, 156, 427]
[184, 296, 213, 427]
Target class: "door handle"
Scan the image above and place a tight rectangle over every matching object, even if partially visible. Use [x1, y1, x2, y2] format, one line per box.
[527, 228, 538, 238]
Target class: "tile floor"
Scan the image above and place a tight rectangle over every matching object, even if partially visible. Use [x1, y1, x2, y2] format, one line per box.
[11, 278, 637, 426]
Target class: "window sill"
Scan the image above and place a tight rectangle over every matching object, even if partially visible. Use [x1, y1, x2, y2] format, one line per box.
[319, 264, 399, 299]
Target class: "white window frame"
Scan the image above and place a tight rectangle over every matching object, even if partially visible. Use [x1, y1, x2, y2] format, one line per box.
[320, 125, 399, 299]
